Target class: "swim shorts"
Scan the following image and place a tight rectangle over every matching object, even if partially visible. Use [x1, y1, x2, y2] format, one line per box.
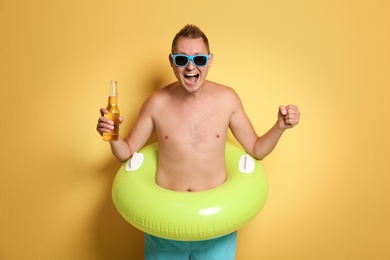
[144, 231, 237, 260]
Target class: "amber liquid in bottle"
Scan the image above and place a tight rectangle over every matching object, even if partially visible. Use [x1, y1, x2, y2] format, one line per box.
[102, 80, 120, 141]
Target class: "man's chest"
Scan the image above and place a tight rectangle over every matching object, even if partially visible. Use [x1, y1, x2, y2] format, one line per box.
[154, 104, 230, 144]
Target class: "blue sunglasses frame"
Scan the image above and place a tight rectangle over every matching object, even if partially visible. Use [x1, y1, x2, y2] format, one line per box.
[171, 54, 211, 67]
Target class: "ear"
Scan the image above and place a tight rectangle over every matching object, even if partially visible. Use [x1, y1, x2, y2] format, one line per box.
[207, 53, 214, 68]
[168, 54, 174, 67]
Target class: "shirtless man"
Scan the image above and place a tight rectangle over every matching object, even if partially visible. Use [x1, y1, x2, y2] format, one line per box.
[97, 24, 300, 260]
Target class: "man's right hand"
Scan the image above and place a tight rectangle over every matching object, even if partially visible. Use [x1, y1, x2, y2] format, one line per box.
[96, 108, 124, 136]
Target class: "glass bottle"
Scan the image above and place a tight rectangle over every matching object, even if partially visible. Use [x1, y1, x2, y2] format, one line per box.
[102, 80, 120, 141]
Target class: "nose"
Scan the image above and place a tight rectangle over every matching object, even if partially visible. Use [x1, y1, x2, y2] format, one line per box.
[185, 59, 196, 70]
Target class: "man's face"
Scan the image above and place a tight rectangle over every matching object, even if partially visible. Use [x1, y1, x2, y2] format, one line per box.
[170, 37, 213, 93]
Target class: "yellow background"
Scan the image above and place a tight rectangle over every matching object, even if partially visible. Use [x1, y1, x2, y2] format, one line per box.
[1, 0, 389, 259]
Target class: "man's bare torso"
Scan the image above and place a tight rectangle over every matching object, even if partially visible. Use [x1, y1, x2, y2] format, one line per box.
[149, 81, 236, 192]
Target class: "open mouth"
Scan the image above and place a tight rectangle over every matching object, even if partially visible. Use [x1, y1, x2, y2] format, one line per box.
[184, 73, 199, 84]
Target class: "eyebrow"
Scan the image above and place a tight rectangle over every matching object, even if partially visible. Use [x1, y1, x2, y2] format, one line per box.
[174, 52, 208, 55]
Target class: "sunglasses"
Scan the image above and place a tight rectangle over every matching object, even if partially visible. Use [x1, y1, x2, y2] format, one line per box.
[171, 54, 210, 67]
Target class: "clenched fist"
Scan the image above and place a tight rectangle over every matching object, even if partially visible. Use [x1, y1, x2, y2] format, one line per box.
[278, 105, 300, 130]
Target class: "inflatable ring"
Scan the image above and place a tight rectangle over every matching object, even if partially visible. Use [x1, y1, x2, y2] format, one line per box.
[112, 142, 268, 241]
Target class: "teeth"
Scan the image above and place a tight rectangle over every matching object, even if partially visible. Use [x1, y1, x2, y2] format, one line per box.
[185, 73, 198, 77]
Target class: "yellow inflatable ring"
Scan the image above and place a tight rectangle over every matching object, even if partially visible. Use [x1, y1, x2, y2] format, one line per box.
[112, 142, 268, 241]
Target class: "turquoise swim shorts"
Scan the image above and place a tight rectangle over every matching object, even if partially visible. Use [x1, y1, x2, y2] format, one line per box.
[144, 231, 237, 260]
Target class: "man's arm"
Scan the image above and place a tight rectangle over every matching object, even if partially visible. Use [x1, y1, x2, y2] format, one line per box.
[252, 105, 300, 159]
[229, 91, 300, 160]
[97, 96, 156, 162]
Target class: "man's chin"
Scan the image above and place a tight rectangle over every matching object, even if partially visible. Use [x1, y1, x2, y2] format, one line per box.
[182, 81, 201, 93]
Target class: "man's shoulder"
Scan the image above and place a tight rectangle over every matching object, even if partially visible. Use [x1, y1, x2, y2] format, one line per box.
[153, 82, 177, 96]
[206, 81, 238, 98]
[142, 83, 173, 108]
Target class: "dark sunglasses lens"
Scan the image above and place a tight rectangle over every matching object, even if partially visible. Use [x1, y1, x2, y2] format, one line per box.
[194, 56, 208, 66]
[175, 56, 189, 66]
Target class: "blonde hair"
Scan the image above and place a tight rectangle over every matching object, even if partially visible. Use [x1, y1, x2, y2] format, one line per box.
[171, 24, 210, 53]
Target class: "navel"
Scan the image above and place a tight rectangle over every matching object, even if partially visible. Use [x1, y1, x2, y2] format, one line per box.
[216, 134, 220, 138]
[165, 136, 169, 139]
